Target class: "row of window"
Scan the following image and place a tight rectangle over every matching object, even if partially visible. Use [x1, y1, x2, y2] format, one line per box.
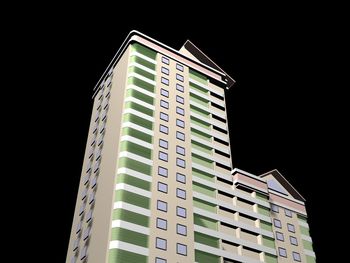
[276, 231, 299, 245]
[271, 204, 293, 217]
[278, 248, 302, 262]
[158, 166, 186, 183]
[274, 219, 295, 233]
[155, 238, 187, 256]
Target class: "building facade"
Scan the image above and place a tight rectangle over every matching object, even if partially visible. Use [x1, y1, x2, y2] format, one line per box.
[66, 31, 316, 263]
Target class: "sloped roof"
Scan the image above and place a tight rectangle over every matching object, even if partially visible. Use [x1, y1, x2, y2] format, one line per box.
[260, 169, 305, 202]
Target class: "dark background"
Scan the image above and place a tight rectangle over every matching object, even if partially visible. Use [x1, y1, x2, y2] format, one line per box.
[12, 4, 344, 263]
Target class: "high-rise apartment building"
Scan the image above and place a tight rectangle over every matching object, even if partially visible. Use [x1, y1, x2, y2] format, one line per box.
[66, 31, 315, 263]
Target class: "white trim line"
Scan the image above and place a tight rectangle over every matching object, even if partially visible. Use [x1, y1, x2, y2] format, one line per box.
[190, 100, 210, 114]
[130, 51, 157, 64]
[301, 234, 312, 242]
[190, 88, 225, 107]
[194, 225, 276, 255]
[194, 207, 274, 238]
[109, 240, 149, 256]
[192, 148, 231, 167]
[124, 96, 155, 109]
[120, 135, 153, 149]
[118, 151, 153, 166]
[128, 62, 157, 75]
[195, 243, 263, 263]
[192, 163, 232, 181]
[126, 84, 155, 98]
[115, 183, 151, 198]
[191, 135, 230, 154]
[298, 220, 309, 228]
[190, 78, 225, 97]
[123, 108, 154, 122]
[111, 220, 149, 235]
[122, 122, 154, 136]
[113, 201, 151, 216]
[128, 72, 156, 86]
[117, 168, 152, 182]
[304, 249, 316, 257]
[190, 123, 213, 136]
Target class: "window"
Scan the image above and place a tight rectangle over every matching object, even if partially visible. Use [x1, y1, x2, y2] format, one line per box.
[271, 204, 279, 213]
[177, 206, 186, 218]
[83, 226, 90, 240]
[76, 221, 82, 234]
[157, 200, 167, 212]
[176, 158, 185, 168]
[86, 210, 93, 223]
[155, 258, 167, 263]
[176, 74, 184, 82]
[158, 166, 168, 177]
[91, 176, 97, 188]
[159, 151, 168, 162]
[81, 188, 87, 200]
[290, 236, 298, 246]
[80, 246, 87, 260]
[161, 88, 169, 97]
[160, 112, 169, 121]
[159, 139, 168, 149]
[176, 131, 185, 141]
[177, 224, 187, 236]
[162, 56, 169, 65]
[287, 223, 295, 233]
[176, 119, 185, 128]
[176, 107, 185, 116]
[176, 95, 184, 104]
[176, 83, 184, 92]
[161, 77, 169, 86]
[156, 237, 167, 250]
[156, 218, 167, 230]
[79, 202, 86, 216]
[176, 243, 187, 256]
[176, 145, 185, 155]
[176, 63, 184, 72]
[158, 182, 168, 193]
[160, 100, 169, 109]
[285, 209, 293, 217]
[273, 219, 282, 228]
[73, 238, 79, 251]
[160, 124, 168, 134]
[276, 231, 284, 241]
[278, 247, 287, 258]
[89, 192, 95, 204]
[161, 67, 169, 75]
[176, 188, 186, 199]
[292, 252, 301, 262]
[176, 173, 186, 183]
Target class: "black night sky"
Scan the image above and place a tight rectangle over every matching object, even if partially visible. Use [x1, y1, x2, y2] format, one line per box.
[14, 5, 344, 263]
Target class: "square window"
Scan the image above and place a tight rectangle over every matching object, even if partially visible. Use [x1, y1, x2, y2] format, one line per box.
[160, 112, 169, 121]
[177, 224, 187, 236]
[73, 238, 79, 251]
[176, 95, 184, 104]
[177, 206, 186, 218]
[86, 210, 93, 223]
[176, 119, 185, 128]
[162, 57, 169, 65]
[176, 158, 185, 168]
[160, 124, 168, 134]
[176, 63, 184, 72]
[157, 200, 167, 212]
[176, 173, 186, 183]
[285, 209, 293, 217]
[161, 67, 169, 75]
[83, 226, 91, 240]
[160, 100, 169, 109]
[155, 257, 167, 263]
[274, 219, 282, 229]
[176, 145, 185, 155]
[176, 243, 187, 256]
[161, 77, 169, 86]
[271, 204, 279, 213]
[159, 139, 168, 149]
[292, 252, 301, 262]
[156, 218, 167, 230]
[158, 182, 168, 193]
[156, 237, 167, 250]
[278, 247, 287, 258]
[176, 188, 186, 199]
[80, 246, 87, 260]
[161, 88, 169, 98]
[276, 231, 284, 241]
[290, 236, 298, 246]
[76, 221, 82, 234]
[159, 151, 168, 162]
[176, 107, 185, 116]
[176, 74, 184, 82]
[176, 83, 184, 92]
[176, 131, 185, 141]
[158, 166, 168, 177]
[287, 223, 295, 233]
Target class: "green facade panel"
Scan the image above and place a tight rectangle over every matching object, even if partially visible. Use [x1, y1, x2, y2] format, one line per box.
[193, 198, 216, 213]
[128, 77, 155, 93]
[191, 116, 211, 129]
[123, 113, 153, 130]
[110, 228, 148, 247]
[118, 157, 152, 175]
[126, 88, 154, 105]
[300, 225, 310, 236]
[193, 181, 216, 197]
[192, 168, 215, 182]
[122, 127, 152, 144]
[195, 232, 219, 248]
[115, 190, 150, 209]
[191, 128, 212, 141]
[192, 154, 213, 169]
[194, 214, 218, 230]
[128, 66, 155, 81]
[258, 205, 270, 216]
[262, 236, 275, 249]
[125, 101, 154, 117]
[306, 255, 316, 263]
[195, 250, 220, 263]
[120, 141, 152, 159]
[260, 221, 273, 232]
[116, 174, 151, 191]
[265, 253, 278, 263]
[190, 92, 209, 107]
[189, 69, 208, 84]
[303, 240, 314, 251]
[109, 249, 147, 263]
[130, 55, 156, 70]
[112, 209, 149, 227]
[131, 43, 157, 59]
[190, 82, 208, 94]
